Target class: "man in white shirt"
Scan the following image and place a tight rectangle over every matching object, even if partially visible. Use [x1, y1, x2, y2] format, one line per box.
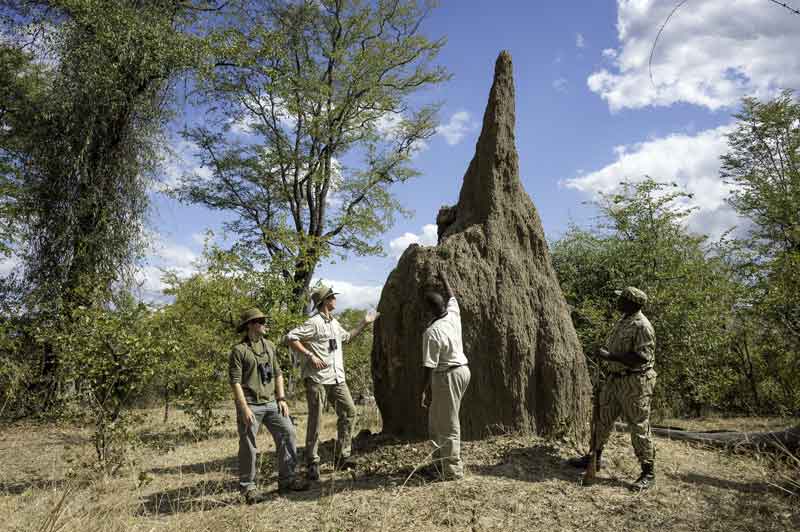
[421, 270, 471, 480]
[286, 284, 378, 481]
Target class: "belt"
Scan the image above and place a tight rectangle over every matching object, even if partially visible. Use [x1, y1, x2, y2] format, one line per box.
[438, 364, 468, 373]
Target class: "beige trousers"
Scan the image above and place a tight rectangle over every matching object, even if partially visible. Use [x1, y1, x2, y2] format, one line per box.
[429, 365, 471, 478]
[305, 379, 357, 465]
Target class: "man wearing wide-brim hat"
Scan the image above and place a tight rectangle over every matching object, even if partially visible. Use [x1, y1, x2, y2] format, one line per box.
[286, 284, 379, 481]
[229, 307, 309, 503]
[568, 286, 658, 491]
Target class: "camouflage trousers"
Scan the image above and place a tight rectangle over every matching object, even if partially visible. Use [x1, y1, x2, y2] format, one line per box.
[594, 370, 657, 464]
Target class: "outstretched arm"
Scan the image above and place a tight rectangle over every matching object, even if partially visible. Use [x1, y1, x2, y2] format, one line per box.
[439, 270, 454, 299]
[348, 310, 380, 339]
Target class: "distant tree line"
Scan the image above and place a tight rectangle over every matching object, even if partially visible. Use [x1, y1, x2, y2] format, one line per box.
[551, 92, 800, 417]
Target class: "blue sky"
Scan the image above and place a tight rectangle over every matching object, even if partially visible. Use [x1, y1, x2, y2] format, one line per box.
[133, 0, 800, 308]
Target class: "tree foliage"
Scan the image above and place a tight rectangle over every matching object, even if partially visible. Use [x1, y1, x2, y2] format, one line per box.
[174, 0, 448, 294]
[719, 90, 800, 412]
[552, 179, 744, 415]
[0, 1, 207, 309]
[153, 244, 304, 436]
[0, 0, 217, 404]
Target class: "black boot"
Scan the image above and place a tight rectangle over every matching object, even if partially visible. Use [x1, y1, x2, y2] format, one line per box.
[631, 462, 655, 491]
[566, 449, 603, 471]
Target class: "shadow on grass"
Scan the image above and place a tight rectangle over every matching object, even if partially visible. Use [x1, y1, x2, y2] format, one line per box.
[470, 443, 629, 489]
[137, 433, 443, 514]
[138, 428, 238, 454]
[147, 454, 239, 476]
[0, 478, 70, 495]
[137, 479, 241, 515]
[669, 471, 775, 494]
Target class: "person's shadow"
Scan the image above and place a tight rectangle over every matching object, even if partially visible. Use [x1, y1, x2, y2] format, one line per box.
[470, 442, 628, 489]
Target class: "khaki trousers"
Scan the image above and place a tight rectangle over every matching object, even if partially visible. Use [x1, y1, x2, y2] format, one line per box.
[305, 379, 357, 465]
[429, 365, 471, 478]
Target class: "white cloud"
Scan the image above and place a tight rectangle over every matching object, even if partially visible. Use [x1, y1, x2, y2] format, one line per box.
[562, 124, 742, 240]
[552, 78, 568, 92]
[601, 48, 617, 61]
[576, 33, 586, 48]
[373, 112, 429, 155]
[388, 224, 438, 258]
[0, 255, 20, 277]
[436, 111, 477, 146]
[317, 278, 383, 310]
[590, 0, 800, 111]
[375, 112, 405, 138]
[156, 138, 213, 191]
[191, 232, 211, 246]
[133, 237, 201, 303]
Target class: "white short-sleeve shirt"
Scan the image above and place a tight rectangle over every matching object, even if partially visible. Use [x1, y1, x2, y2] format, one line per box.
[286, 313, 351, 384]
[422, 297, 469, 371]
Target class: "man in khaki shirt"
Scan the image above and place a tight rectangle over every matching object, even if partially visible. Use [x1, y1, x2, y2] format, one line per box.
[421, 270, 470, 480]
[230, 308, 309, 503]
[286, 284, 379, 481]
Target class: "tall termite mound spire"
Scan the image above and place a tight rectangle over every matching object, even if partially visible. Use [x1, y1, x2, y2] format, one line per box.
[371, 51, 591, 439]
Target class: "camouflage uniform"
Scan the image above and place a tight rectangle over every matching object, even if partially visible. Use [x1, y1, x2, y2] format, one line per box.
[594, 290, 657, 466]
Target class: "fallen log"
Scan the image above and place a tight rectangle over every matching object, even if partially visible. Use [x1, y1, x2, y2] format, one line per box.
[649, 425, 800, 454]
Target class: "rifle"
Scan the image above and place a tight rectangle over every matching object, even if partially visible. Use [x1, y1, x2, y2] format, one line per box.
[583, 354, 600, 486]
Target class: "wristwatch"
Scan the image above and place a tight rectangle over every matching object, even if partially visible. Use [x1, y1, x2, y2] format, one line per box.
[276, 396, 286, 402]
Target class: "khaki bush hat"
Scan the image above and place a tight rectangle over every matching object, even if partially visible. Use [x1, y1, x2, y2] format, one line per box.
[614, 286, 648, 306]
[237, 307, 267, 332]
[311, 284, 339, 308]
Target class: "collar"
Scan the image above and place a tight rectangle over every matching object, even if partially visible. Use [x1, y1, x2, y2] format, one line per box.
[315, 311, 335, 323]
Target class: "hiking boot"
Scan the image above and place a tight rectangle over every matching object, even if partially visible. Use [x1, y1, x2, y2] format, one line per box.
[242, 489, 260, 505]
[307, 463, 320, 481]
[334, 455, 357, 471]
[566, 450, 603, 471]
[278, 477, 311, 495]
[630, 462, 655, 491]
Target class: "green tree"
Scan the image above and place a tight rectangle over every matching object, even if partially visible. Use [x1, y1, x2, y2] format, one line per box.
[552, 179, 742, 415]
[0, 0, 214, 404]
[154, 245, 303, 436]
[52, 294, 161, 472]
[719, 91, 800, 413]
[4, 0, 207, 307]
[174, 0, 448, 296]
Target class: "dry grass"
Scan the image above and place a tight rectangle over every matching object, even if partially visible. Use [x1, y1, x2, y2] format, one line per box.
[1, 405, 798, 532]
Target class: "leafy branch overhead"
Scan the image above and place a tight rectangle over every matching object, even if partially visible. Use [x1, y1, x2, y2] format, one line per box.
[173, 0, 449, 292]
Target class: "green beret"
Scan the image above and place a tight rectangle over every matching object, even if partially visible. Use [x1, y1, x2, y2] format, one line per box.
[614, 286, 648, 306]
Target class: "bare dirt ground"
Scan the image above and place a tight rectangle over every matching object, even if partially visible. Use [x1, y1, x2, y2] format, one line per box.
[1, 404, 797, 532]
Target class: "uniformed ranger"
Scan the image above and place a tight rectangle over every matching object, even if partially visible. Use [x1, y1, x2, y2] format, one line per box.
[229, 308, 309, 503]
[286, 284, 379, 481]
[568, 286, 657, 491]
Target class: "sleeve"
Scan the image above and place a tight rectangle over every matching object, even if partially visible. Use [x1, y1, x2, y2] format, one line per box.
[286, 318, 317, 343]
[336, 320, 352, 344]
[228, 348, 243, 385]
[632, 323, 656, 363]
[446, 297, 460, 317]
[422, 329, 440, 369]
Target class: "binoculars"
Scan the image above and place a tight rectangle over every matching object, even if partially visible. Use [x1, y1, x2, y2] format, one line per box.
[257, 361, 273, 384]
